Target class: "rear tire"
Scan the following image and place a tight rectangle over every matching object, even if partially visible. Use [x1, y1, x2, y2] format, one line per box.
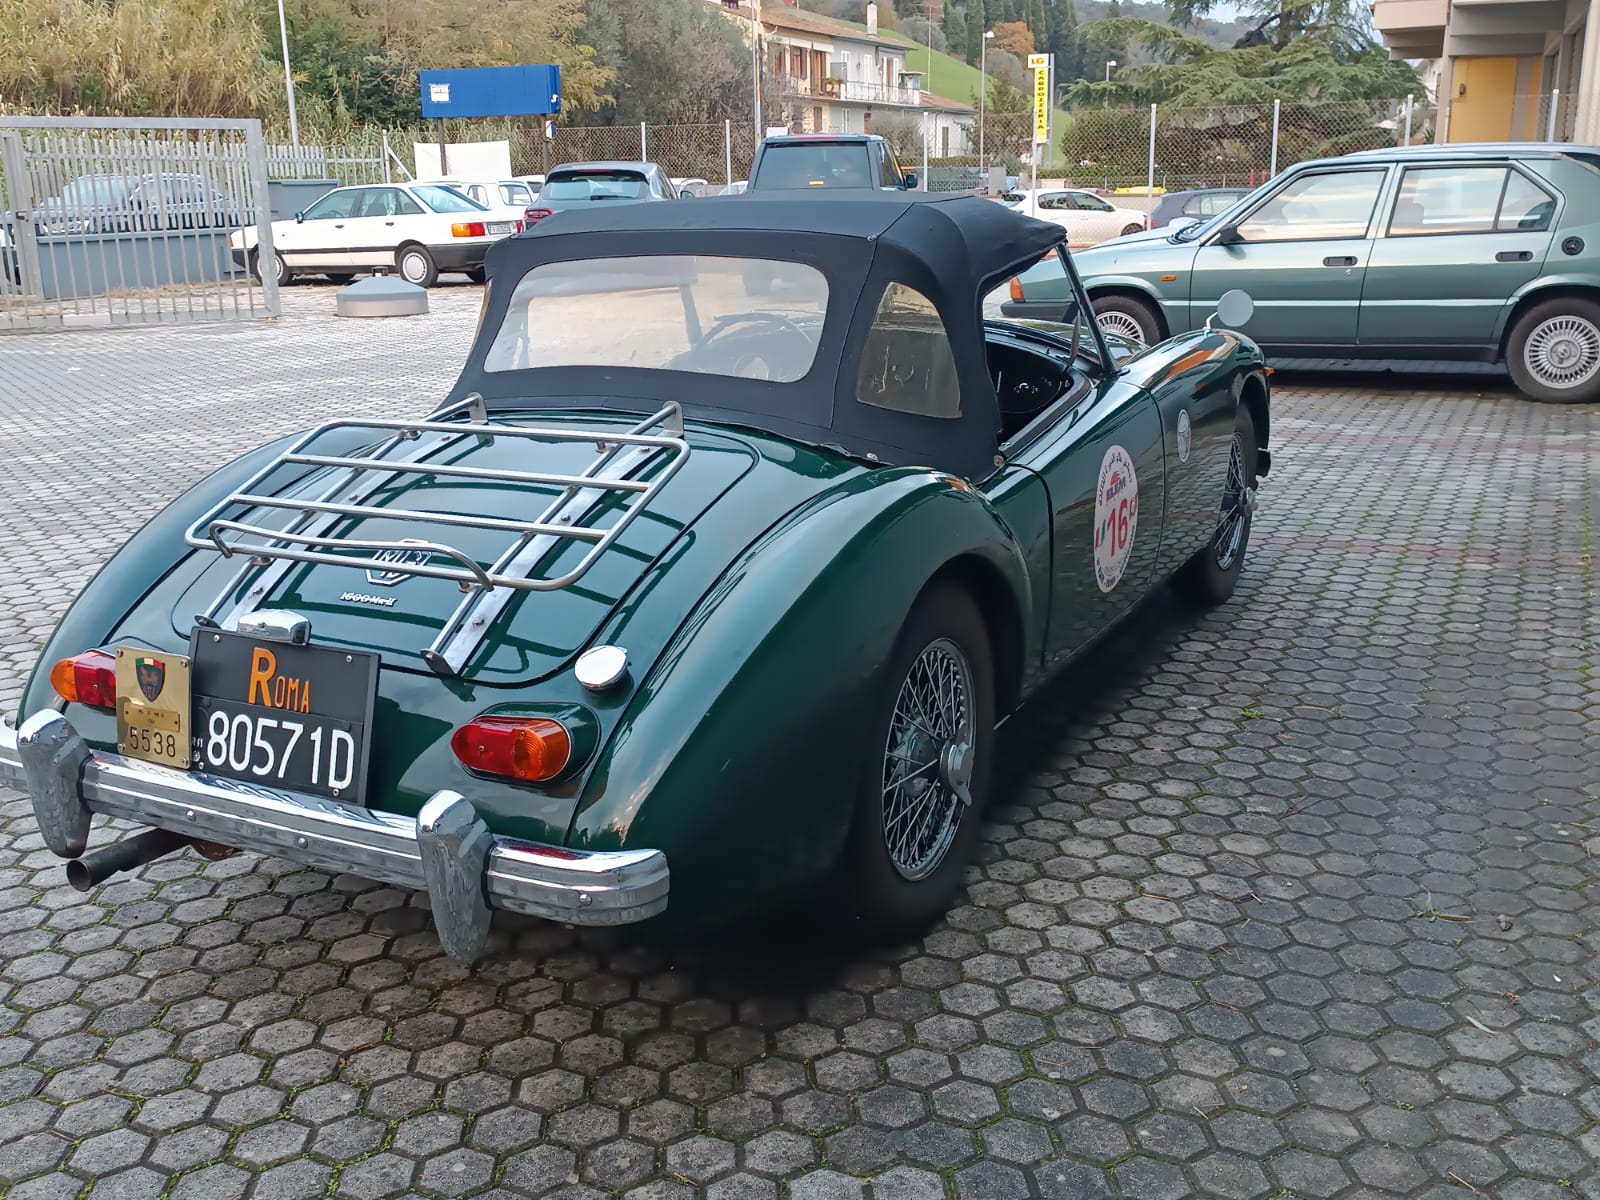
[396, 244, 438, 288]
[1120, 222, 1144, 237]
[465, 267, 487, 285]
[1175, 405, 1259, 607]
[841, 582, 995, 941]
[252, 249, 291, 288]
[1505, 296, 1600, 404]
[1092, 293, 1162, 345]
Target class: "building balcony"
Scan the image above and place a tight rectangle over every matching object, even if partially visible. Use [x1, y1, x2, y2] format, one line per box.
[1371, 0, 1447, 58]
[773, 74, 924, 107]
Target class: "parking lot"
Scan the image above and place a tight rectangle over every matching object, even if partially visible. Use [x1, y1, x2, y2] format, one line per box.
[1, 288, 1598, 1200]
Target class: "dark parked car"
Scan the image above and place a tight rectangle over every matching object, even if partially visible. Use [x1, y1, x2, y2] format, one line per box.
[523, 162, 678, 225]
[748, 134, 915, 191]
[1148, 188, 1249, 230]
[1, 193, 1270, 960]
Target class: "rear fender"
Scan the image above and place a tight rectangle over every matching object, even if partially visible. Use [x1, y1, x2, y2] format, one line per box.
[18, 427, 379, 719]
[567, 469, 1033, 922]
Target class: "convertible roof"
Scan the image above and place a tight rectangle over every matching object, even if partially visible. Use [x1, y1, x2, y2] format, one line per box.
[450, 193, 1073, 479]
[513, 191, 1065, 293]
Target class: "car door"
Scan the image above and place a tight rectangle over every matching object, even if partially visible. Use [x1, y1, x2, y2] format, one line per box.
[1009, 373, 1167, 667]
[1357, 162, 1556, 350]
[341, 187, 424, 268]
[1186, 166, 1389, 347]
[1032, 192, 1081, 241]
[283, 188, 363, 269]
[1068, 192, 1121, 244]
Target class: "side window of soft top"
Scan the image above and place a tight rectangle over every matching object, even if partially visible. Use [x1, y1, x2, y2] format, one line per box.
[857, 283, 961, 419]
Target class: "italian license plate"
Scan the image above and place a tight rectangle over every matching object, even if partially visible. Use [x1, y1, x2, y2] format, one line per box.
[487, 221, 515, 235]
[116, 648, 192, 769]
[189, 630, 379, 804]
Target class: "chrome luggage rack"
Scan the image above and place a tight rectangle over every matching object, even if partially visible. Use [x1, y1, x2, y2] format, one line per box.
[186, 397, 690, 675]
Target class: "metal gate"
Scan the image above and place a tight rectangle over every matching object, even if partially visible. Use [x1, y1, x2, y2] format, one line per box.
[0, 116, 279, 332]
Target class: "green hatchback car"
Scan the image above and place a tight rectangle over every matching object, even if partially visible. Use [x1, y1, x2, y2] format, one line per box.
[1004, 143, 1600, 403]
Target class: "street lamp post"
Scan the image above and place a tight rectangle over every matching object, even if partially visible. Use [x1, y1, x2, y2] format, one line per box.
[751, 0, 763, 140]
[978, 29, 995, 176]
[1105, 59, 1117, 83]
[276, 0, 300, 148]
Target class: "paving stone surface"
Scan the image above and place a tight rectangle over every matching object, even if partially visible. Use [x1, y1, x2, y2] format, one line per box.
[1, 289, 1598, 1198]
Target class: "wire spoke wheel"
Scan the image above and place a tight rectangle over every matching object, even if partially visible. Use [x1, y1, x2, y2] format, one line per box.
[1213, 432, 1250, 571]
[1523, 315, 1600, 390]
[1096, 310, 1146, 343]
[881, 638, 975, 882]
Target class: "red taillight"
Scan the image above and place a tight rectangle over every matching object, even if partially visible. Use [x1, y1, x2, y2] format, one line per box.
[524, 207, 553, 223]
[451, 221, 487, 238]
[451, 718, 572, 783]
[50, 649, 118, 709]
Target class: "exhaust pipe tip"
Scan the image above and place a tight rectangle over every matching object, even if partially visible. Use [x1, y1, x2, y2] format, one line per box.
[64, 828, 193, 892]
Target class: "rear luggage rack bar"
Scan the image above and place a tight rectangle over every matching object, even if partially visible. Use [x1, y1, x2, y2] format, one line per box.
[187, 403, 690, 670]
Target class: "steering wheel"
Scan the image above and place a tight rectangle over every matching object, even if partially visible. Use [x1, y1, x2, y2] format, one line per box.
[695, 312, 815, 380]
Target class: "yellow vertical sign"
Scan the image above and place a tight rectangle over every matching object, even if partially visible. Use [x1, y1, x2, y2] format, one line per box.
[1029, 54, 1051, 144]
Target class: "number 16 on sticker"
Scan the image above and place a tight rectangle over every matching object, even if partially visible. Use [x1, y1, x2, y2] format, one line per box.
[1093, 445, 1140, 593]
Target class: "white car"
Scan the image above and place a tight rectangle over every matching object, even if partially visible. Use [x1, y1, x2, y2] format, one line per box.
[671, 177, 712, 198]
[230, 183, 522, 288]
[1007, 188, 1149, 248]
[414, 178, 534, 216]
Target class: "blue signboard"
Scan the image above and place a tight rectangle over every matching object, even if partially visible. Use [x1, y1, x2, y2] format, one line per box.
[419, 66, 562, 119]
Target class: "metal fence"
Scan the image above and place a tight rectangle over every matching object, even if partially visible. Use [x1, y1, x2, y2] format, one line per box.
[1, 116, 278, 332]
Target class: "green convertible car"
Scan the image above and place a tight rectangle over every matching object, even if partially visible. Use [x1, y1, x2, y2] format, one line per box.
[1005, 143, 1600, 404]
[0, 194, 1271, 959]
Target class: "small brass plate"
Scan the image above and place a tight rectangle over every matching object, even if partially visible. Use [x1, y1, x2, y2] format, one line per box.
[116, 649, 192, 769]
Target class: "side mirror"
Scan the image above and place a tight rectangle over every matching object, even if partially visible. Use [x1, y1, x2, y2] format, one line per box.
[1210, 289, 1254, 330]
[294, 212, 305, 224]
[903, 172, 917, 190]
[1214, 222, 1243, 245]
[1167, 216, 1199, 232]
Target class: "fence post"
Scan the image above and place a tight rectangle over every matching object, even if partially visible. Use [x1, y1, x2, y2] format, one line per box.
[1548, 89, 1561, 140]
[243, 120, 281, 318]
[1147, 104, 1157, 199]
[381, 131, 392, 184]
[725, 119, 733, 185]
[1269, 99, 1280, 178]
[1402, 94, 1414, 147]
[640, 121, 648, 162]
[922, 112, 929, 191]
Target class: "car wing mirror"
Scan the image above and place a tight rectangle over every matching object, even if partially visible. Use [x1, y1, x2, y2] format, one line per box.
[903, 172, 917, 189]
[1208, 289, 1254, 331]
[1214, 222, 1243, 245]
[295, 212, 305, 223]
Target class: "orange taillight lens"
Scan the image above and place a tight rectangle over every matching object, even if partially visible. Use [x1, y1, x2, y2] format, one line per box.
[450, 221, 487, 238]
[451, 717, 572, 782]
[50, 649, 118, 709]
[1009, 276, 1023, 302]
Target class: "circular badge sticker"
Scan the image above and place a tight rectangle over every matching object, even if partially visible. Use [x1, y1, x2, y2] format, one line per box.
[1094, 445, 1139, 593]
[1176, 409, 1192, 463]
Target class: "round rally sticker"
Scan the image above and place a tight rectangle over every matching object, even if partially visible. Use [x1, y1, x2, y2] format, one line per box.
[1176, 409, 1192, 463]
[1094, 445, 1139, 593]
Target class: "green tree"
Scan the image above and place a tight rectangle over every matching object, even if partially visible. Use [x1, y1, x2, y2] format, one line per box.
[965, 0, 987, 62]
[1047, 0, 1085, 81]
[1027, 0, 1048, 45]
[944, 1, 968, 58]
[582, 0, 748, 124]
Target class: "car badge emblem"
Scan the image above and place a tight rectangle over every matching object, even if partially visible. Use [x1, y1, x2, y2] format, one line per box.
[366, 540, 435, 587]
[134, 656, 166, 702]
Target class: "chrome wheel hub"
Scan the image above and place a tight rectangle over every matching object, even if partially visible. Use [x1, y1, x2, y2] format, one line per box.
[1525, 315, 1600, 389]
[1096, 311, 1147, 344]
[882, 638, 974, 882]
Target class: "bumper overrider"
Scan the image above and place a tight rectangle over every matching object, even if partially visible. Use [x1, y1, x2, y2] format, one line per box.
[0, 711, 668, 960]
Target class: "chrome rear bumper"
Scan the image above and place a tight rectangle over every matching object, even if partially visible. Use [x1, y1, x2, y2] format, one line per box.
[0, 711, 667, 960]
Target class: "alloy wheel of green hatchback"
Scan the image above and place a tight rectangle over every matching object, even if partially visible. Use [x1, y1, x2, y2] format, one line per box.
[881, 636, 975, 881]
[1096, 308, 1148, 343]
[1523, 314, 1600, 391]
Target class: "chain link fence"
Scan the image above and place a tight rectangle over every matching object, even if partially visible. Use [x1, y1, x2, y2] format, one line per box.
[288, 93, 1600, 200]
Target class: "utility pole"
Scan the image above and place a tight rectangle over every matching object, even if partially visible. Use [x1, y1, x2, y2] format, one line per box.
[752, 0, 764, 139]
[978, 29, 994, 173]
[276, 0, 300, 148]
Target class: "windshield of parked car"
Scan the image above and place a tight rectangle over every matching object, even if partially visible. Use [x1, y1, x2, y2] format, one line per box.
[413, 185, 488, 213]
[1172, 188, 1260, 241]
[541, 171, 650, 201]
[483, 255, 830, 383]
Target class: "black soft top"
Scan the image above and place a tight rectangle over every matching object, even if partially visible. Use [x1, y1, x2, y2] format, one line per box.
[449, 192, 1069, 479]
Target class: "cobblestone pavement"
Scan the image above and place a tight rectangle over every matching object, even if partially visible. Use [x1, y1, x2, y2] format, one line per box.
[1, 291, 1598, 1200]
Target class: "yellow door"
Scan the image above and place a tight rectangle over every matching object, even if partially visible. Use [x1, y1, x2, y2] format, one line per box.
[1449, 57, 1519, 142]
